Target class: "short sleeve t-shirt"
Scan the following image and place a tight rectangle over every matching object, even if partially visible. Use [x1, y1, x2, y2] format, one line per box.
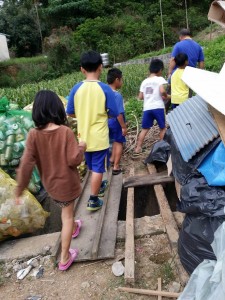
[140, 76, 167, 111]
[171, 39, 204, 68]
[171, 69, 189, 104]
[66, 80, 118, 152]
[114, 91, 125, 114]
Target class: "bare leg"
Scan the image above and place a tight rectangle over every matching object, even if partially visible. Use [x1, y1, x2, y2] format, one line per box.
[91, 171, 103, 196]
[159, 127, 166, 140]
[112, 142, 123, 170]
[60, 201, 74, 264]
[134, 128, 149, 153]
[110, 143, 115, 164]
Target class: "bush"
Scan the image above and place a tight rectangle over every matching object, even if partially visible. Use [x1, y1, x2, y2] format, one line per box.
[44, 27, 81, 76]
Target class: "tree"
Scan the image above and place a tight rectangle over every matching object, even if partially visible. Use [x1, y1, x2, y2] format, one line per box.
[0, 0, 42, 56]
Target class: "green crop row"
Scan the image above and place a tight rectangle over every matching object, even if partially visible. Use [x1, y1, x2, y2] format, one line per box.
[0, 63, 148, 108]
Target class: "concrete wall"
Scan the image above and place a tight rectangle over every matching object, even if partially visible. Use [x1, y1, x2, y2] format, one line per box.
[114, 53, 171, 67]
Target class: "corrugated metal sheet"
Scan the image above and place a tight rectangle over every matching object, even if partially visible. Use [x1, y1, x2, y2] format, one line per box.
[167, 95, 219, 162]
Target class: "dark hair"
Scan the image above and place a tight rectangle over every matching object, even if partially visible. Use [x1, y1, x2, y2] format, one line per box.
[179, 28, 191, 37]
[32, 90, 68, 129]
[175, 53, 188, 67]
[80, 50, 102, 72]
[107, 68, 122, 84]
[149, 59, 164, 73]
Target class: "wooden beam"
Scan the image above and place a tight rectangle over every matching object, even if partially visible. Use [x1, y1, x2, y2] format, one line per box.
[92, 170, 113, 259]
[123, 173, 174, 188]
[158, 278, 162, 300]
[118, 286, 180, 298]
[147, 163, 189, 286]
[124, 168, 135, 284]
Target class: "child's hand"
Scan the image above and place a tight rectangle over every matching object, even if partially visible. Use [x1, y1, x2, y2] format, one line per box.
[122, 127, 127, 136]
[79, 141, 87, 151]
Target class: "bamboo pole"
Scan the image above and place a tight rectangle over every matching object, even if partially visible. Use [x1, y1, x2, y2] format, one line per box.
[119, 286, 180, 298]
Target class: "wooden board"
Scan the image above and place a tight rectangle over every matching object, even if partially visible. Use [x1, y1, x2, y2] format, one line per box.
[147, 163, 189, 286]
[125, 168, 135, 284]
[123, 172, 174, 188]
[70, 171, 123, 261]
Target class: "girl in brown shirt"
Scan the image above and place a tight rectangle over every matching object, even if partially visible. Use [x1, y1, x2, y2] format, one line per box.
[15, 90, 86, 271]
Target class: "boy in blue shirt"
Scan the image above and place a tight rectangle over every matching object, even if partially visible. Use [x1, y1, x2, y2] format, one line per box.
[107, 68, 127, 175]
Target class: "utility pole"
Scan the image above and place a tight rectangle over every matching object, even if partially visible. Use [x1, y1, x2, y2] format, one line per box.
[159, 0, 166, 49]
[184, 0, 189, 29]
[34, 1, 43, 51]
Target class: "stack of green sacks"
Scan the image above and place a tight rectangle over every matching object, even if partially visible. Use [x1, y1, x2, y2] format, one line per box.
[0, 96, 41, 194]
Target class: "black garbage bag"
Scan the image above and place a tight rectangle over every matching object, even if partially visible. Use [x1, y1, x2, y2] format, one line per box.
[164, 128, 221, 185]
[178, 214, 225, 274]
[177, 175, 225, 217]
[144, 140, 171, 165]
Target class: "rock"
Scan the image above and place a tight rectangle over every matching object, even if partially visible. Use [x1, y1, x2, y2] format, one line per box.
[112, 261, 125, 276]
[42, 245, 51, 255]
[5, 273, 11, 278]
[81, 281, 90, 289]
[168, 281, 181, 293]
[31, 266, 44, 279]
[13, 263, 22, 272]
[26, 296, 42, 300]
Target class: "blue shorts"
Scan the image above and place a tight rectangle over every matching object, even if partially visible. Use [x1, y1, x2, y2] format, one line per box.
[171, 104, 179, 109]
[108, 118, 126, 143]
[85, 149, 109, 173]
[142, 109, 165, 129]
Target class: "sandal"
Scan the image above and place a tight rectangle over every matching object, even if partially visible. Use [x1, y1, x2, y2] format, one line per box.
[112, 169, 124, 175]
[58, 248, 79, 271]
[72, 220, 82, 238]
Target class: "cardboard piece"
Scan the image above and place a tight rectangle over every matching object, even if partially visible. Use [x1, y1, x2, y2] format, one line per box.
[182, 65, 225, 116]
[208, 0, 225, 27]
[209, 105, 225, 145]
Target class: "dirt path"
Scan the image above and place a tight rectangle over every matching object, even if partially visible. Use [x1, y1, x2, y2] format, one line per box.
[0, 234, 181, 300]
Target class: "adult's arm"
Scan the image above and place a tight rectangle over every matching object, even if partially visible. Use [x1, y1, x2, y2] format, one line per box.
[198, 61, 204, 69]
[168, 57, 176, 78]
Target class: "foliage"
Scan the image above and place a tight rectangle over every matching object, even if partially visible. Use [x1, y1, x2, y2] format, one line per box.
[1, 31, 225, 113]
[0, 56, 54, 88]
[0, 0, 211, 59]
[124, 98, 143, 127]
[0, 56, 48, 67]
[44, 27, 80, 76]
[0, 72, 85, 108]
[202, 35, 225, 72]
[0, 0, 42, 56]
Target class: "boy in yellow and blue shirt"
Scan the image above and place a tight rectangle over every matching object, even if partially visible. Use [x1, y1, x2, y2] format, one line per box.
[66, 50, 118, 211]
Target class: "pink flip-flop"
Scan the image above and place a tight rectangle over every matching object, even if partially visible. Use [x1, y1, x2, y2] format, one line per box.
[72, 220, 82, 238]
[58, 248, 79, 271]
